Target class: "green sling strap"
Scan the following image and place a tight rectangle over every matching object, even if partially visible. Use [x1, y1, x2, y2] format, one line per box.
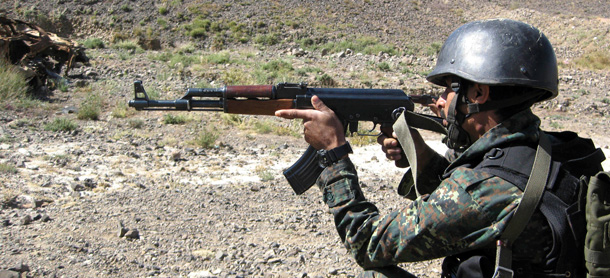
[392, 110, 446, 197]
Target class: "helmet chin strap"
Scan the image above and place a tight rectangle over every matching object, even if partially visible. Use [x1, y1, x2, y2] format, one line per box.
[442, 83, 472, 150]
[441, 81, 547, 151]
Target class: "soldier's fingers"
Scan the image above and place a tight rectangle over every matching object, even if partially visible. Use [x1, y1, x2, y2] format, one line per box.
[275, 109, 313, 120]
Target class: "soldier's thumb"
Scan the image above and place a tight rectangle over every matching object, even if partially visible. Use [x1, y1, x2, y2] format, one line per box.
[311, 95, 332, 113]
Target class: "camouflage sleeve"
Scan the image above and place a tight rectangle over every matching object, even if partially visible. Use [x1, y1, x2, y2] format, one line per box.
[416, 152, 450, 190]
[317, 160, 522, 269]
[397, 152, 450, 199]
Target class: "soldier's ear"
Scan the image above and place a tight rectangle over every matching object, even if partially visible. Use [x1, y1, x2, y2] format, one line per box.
[471, 84, 490, 104]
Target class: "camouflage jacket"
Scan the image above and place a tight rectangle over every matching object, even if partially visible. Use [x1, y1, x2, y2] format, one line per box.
[316, 109, 552, 269]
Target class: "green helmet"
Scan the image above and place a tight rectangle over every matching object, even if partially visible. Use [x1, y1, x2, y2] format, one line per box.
[427, 18, 558, 102]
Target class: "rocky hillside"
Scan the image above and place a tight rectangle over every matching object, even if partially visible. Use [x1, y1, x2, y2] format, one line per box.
[0, 1, 609, 277]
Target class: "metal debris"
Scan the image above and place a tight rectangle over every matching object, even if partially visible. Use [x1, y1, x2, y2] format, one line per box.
[0, 16, 89, 93]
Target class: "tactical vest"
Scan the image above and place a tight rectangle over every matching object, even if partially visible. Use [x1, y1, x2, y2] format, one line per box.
[443, 131, 605, 278]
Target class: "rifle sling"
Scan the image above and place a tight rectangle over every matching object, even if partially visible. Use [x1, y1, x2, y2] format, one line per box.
[392, 110, 447, 197]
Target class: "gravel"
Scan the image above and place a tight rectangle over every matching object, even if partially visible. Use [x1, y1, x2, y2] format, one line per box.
[1, 0, 609, 277]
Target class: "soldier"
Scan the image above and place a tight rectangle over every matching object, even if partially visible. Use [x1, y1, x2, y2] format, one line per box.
[276, 18, 603, 278]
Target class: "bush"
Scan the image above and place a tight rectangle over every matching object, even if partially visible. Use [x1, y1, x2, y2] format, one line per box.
[128, 119, 144, 129]
[168, 53, 197, 68]
[158, 6, 169, 15]
[111, 102, 130, 118]
[163, 114, 188, 124]
[316, 73, 336, 86]
[262, 59, 293, 72]
[221, 114, 243, 126]
[78, 104, 100, 120]
[194, 129, 219, 148]
[112, 40, 139, 51]
[44, 118, 78, 132]
[185, 18, 211, 39]
[575, 51, 610, 70]
[203, 51, 232, 64]
[0, 163, 18, 174]
[250, 59, 297, 84]
[317, 36, 398, 56]
[254, 33, 280, 46]
[188, 28, 207, 39]
[121, 4, 132, 12]
[253, 120, 274, 134]
[377, 62, 391, 71]
[83, 38, 105, 49]
[424, 42, 443, 56]
[0, 59, 29, 102]
[78, 93, 102, 120]
[255, 164, 274, 181]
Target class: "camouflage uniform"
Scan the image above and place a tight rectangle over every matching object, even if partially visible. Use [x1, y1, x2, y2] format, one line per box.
[316, 109, 553, 277]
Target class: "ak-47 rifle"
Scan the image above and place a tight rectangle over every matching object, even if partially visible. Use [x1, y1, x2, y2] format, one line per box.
[128, 81, 444, 194]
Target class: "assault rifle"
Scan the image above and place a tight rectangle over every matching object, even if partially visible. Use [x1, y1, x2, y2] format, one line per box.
[128, 81, 444, 194]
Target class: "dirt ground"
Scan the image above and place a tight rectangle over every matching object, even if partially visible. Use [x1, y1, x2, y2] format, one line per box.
[1, 1, 609, 277]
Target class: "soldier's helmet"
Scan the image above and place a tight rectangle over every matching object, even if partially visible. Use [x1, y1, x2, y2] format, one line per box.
[426, 18, 558, 102]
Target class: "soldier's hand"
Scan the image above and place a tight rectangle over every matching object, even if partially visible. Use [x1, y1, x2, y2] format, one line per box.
[378, 126, 409, 168]
[275, 95, 346, 151]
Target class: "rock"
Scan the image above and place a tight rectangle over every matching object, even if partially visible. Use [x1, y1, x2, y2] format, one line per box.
[128, 152, 140, 159]
[75, 80, 89, 87]
[62, 106, 78, 114]
[263, 249, 276, 261]
[125, 229, 140, 240]
[8, 262, 29, 273]
[14, 160, 25, 168]
[118, 221, 128, 238]
[292, 48, 307, 57]
[70, 183, 86, 192]
[40, 214, 51, 222]
[82, 178, 96, 189]
[14, 195, 36, 208]
[170, 151, 181, 161]
[17, 148, 31, 156]
[0, 2, 607, 278]
[187, 270, 216, 278]
[0, 270, 20, 278]
[215, 251, 227, 261]
[84, 70, 98, 77]
[20, 215, 32, 225]
[138, 38, 162, 50]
